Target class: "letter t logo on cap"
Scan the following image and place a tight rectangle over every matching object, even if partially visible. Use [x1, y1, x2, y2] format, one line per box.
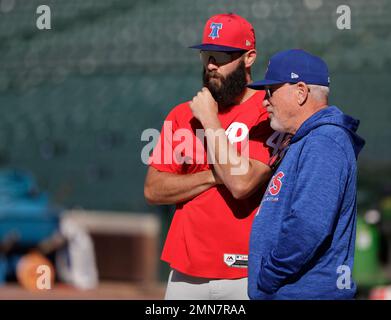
[209, 23, 223, 39]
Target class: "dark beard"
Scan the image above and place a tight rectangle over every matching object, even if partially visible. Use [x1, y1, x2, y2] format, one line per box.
[203, 60, 247, 111]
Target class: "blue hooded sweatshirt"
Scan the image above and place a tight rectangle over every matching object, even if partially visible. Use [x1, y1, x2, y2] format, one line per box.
[248, 106, 365, 300]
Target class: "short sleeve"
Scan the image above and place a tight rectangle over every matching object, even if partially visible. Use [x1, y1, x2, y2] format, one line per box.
[149, 110, 181, 174]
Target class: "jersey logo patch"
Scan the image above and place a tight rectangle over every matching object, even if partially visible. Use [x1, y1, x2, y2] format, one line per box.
[224, 254, 248, 268]
[209, 22, 223, 39]
[225, 122, 249, 144]
[268, 171, 284, 196]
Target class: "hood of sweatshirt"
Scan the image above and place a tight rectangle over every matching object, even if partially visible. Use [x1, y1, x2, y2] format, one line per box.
[291, 106, 365, 158]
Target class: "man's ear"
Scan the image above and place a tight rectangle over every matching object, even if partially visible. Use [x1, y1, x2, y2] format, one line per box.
[297, 82, 309, 105]
[244, 49, 257, 68]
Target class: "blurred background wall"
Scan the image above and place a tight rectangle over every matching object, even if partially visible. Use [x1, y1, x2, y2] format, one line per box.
[0, 0, 390, 296]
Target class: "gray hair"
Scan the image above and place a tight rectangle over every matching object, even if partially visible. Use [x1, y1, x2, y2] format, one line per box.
[308, 85, 329, 103]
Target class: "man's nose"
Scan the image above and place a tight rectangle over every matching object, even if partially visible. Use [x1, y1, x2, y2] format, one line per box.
[263, 98, 270, 108]
[207, 57, 218, 71]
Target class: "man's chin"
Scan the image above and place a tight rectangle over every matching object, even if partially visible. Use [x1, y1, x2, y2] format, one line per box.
[207, 78, 222, 88]
[270, 119, 283, 132]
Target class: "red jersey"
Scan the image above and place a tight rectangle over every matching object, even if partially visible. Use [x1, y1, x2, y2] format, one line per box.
[150, 91, 276, 279]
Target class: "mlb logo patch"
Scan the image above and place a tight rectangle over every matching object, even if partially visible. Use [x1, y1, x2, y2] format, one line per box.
[224, 254, 236, 266]
[224, 254, 248, 268]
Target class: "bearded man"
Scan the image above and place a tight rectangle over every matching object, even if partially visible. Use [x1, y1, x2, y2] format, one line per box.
[144, 13, 286, 300]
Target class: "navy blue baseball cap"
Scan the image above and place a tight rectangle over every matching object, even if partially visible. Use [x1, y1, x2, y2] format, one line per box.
[248, 49, 330, 89]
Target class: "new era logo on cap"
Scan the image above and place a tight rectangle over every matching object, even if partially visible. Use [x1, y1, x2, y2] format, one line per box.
[291, 72, 299, 79]
[189, 13, 256, 52]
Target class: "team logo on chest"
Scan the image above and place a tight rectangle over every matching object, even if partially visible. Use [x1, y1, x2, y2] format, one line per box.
[225, 122, 249, 144]
[268, 171, 285, 196]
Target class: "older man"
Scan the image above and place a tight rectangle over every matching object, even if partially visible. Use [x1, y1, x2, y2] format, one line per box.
[247, 49, 365, 299]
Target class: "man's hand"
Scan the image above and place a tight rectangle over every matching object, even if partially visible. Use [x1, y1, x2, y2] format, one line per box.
[189, 87, 220, 129]
[189, 87, 271, 200]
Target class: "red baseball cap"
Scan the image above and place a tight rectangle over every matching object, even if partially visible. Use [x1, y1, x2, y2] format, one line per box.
[189, 13, 256, 52]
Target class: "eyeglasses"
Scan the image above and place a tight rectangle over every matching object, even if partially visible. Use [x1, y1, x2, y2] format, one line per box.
[265, 86, 280, 99]
[265, 83, 301, 99]
[200, 51, 244, 67]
